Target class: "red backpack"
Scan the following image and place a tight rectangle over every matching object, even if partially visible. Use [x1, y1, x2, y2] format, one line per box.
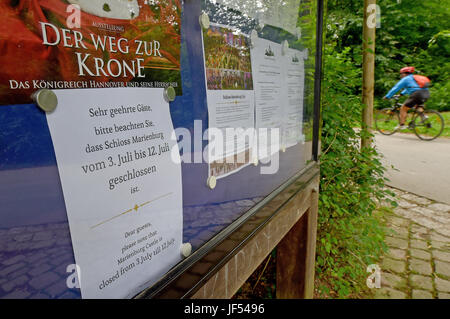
[413, 75, 431, 88]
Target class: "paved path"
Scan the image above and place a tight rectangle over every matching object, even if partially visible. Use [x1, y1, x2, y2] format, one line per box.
[375, 187, 450, 299]
[374, 132, 450, 205]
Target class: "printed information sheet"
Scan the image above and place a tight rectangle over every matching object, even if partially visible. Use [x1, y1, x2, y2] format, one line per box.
[202, 23, 255, 179]
[46, 88, 182, 298]
[250, 37, 284, 159]
[250, 36, 306, 155]
[282, 48, 306, 148]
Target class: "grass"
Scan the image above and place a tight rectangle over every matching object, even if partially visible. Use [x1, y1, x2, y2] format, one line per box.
[232, 251, 276, 299]
[374, 110, 450, 139]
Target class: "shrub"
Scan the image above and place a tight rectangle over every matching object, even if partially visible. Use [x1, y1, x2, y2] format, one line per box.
[316, 44, 393, 298]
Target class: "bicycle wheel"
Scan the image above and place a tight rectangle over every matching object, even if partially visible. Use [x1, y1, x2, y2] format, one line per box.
[375, 108, 399, 135]
[412, 110, 444, 141]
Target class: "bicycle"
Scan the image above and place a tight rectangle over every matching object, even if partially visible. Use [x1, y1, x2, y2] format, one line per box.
[375, 95, 445, 141]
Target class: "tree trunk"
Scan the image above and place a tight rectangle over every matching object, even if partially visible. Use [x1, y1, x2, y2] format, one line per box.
[362, 0, 376, 148]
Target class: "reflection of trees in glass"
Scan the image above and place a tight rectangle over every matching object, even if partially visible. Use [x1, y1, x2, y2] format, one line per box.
[210, 0, 300, 35]
[204, 0, 257, 34]
[296, 0, 317, 131]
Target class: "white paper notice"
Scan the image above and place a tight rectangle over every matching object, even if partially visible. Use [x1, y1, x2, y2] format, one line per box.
[46, 88, 183, 299]
[250, 37, 284, 160]
[282, 48, 306, 148]
[202, 23, 255, 179]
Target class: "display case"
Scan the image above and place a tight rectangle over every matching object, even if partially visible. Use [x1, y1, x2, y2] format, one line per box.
[0, 0, 323, 299]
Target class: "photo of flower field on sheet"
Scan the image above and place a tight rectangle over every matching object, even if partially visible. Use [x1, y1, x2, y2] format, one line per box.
[203, 25, 253, 91]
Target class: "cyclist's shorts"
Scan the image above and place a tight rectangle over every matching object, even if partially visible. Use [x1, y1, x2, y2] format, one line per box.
[404, 89, 430, 108]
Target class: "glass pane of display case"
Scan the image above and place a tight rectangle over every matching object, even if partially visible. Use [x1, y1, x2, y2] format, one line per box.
[0, 0, 320, 299]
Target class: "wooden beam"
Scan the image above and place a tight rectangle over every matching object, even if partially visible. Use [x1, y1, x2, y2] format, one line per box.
[303, 187, 319, 298]
[276, 211, 308, 298]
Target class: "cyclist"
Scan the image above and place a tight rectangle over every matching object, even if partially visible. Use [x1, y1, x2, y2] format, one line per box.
[383, 66, 430, 130]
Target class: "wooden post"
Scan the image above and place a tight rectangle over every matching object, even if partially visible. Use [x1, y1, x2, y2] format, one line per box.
[276, 183, 319, 299]
[362, 0, 376, 148]
[276, 212, 309, 298]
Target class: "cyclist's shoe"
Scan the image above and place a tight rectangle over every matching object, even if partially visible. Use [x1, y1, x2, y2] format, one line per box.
[395, 124, 408, 131]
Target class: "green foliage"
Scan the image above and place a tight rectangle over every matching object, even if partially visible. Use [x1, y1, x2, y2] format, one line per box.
[316, 30, 393, 299]
[428, 81, 450, 113]
[327, 0, 450, 111]
[375, 1, 450, 111]
[316, 0, 448, 297]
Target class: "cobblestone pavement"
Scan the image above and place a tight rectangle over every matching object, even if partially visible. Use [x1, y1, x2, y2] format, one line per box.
[0, 198, 261, 299]
[0, 222, 79, 299]
[375, 187, 450, 299]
